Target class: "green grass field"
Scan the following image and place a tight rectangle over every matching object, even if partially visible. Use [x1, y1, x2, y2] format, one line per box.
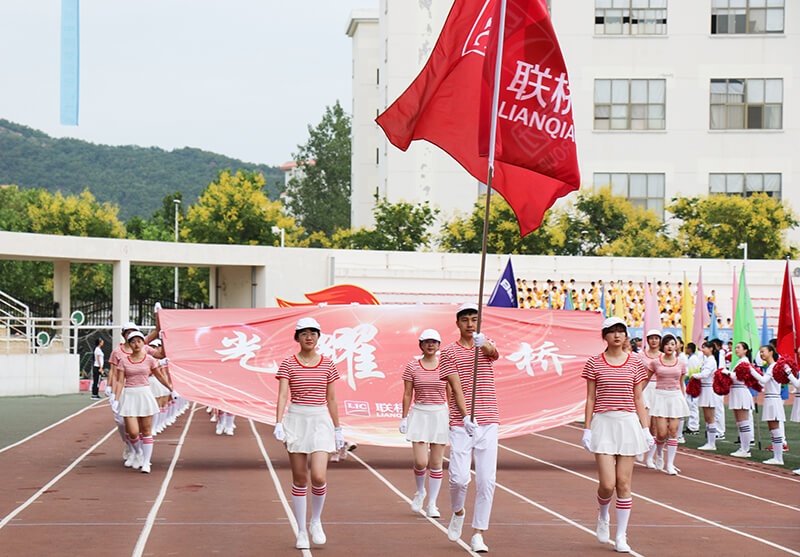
[0, 393, 98, 449]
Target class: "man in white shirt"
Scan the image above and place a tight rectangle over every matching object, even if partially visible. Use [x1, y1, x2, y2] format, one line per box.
[91, 338, 105, 400]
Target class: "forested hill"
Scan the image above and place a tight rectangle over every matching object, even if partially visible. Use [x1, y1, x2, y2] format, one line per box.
[0, 119, 284, 220]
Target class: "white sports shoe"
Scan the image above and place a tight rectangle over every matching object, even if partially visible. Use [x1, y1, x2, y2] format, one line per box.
[141, 462, 151, 474]
[696, 443, 716, 451]
[295, 531, 310, 550]
[447, 512, 465, 541]
[665, 465, 678, 476]
[122, 446, 131, 462]
[224, 427, 234, 436]
[470, 533, 489, 553]
[411, 490, 426, 513]
[132, 453, 143, 470]
[730, 449, 751, 458]
[216, 421, 224, 435]
[123, 453, 136, 468]
[596, 516, 610, 544]
[763, 457, 784, 465]
[614, 535, 631, 553]
[792, 468, 800, 475]
[677, 436, 686, 444]
[309, 520, 326, 545]
[645, 456, 656, 469]
[426, 503, 440, 518]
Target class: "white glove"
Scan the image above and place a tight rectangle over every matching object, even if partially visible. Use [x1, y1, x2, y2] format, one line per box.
[399, 418, 408, 434]
[643, 427, 655, 449]
[104, 385, 112, 397]
[154, 302, 162, 313]
[581, 428, 592, 452]
[111, 399, 119, 414]
[158, 357, 169, 367]
[170, 391, 179, 400]
[462, 415, 477, 436]
[335, 427, 346, 450]
[273, 422, 285, 442]
[472, 332, 486, 348]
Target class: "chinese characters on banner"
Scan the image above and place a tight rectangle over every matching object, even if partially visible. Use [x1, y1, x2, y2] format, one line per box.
[158, 305, 603, 447]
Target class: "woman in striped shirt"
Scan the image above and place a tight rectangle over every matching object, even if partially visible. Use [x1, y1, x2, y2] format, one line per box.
[400, 328, 448, 518]
[582, 317, 653, 554]
[274, 317, 345, 550]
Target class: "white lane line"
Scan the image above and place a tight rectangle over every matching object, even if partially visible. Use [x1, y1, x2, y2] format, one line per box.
[529, 432, 800, 512]
[131, 403, 198, 557]
[250, 420, 312, 557]
[500, 443, 800, 556]
[0, 398, 107, 454]
[348, 452, 479, 556]
[0, 426, 116, 529]
[561, 423, 800, 483]
[440, 455, 643, 556]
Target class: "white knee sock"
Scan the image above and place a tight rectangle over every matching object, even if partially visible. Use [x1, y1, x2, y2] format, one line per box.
[705, 424, 717, 448]
[428, 469, 443, 505]
[772, 431, 784, 462]
[413, 467, 426, 493]
[666, 438, 678, 469]
[311, 484, 326, 522]
[615, 498, 632, 539]
[291, 485, 307, 532]
[737, 420, 752, 451]
[142, 436, 154, 465]
[597, 494, 612, 521]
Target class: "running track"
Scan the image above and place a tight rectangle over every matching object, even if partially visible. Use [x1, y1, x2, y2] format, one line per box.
[1, 401, 798, 556]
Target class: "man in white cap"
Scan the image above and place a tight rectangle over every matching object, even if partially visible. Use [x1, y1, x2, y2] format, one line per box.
[439, 302, 499, 553]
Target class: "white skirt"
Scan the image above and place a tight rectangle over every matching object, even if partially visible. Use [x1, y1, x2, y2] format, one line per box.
[406, 403, 449, 444]
[728, 385, 754, 410]
[283, 403, 335, 454]
[791, 396, 800, 422]
[590, 411, 649, 456]
[643, 381, 656, 410]
[149, 375, 171, 397]
[118, 385, 159, 417]
[761, 396, 786, 422]
[649, 389, 690, 418]
[696, 383, 716, 408]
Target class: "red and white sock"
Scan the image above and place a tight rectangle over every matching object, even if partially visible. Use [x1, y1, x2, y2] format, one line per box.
[291, 485, 307, 533]
[311, 484, 327, 522]
[666, 438, 678, 469]
[597, 494, 612, 521]
[615, 497, 632, 538]
[142, 435, 154, 465]
[413, 467, 426, 493]
[135, 433, 144, 457]
[428, 469, 443, 505]
[655, 439, 665, 459]
[127, 434, 138, 455]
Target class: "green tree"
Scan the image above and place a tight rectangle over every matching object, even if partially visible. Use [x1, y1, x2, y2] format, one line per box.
[330, 197, 439, 251]
[286, 101, 351, 236]
[669, 193, 798, 259]
[439, 194, 563, 254]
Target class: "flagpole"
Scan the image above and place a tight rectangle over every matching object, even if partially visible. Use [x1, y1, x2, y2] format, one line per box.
[471, 0, 507, 420]
[788, 257, 798, 360]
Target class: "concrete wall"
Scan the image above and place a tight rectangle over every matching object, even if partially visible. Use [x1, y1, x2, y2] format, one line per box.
[0, 353, 79, 396]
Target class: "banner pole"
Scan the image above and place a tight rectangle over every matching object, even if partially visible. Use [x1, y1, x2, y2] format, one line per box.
[788, 257, 798, 360]
[471, 0, 506, 420]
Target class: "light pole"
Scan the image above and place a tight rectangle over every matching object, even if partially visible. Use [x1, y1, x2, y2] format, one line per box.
[174, 198, 181, 306]
[271, 225, 285, 248]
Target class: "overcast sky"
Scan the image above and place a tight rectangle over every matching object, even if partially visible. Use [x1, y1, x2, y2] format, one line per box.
[0, 0, 378, 166]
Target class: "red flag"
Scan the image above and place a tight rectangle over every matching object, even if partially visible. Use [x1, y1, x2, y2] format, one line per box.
[777, 260, 800, 360]
[376, 0, 579, 237]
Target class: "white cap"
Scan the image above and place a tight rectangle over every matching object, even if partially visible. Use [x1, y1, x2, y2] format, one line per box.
[646, 329, 662, 338]
[295, 317, 322, 331]
[122, 321, 137, 331]
[149, 339, 162, 347]
[457, 302, 479, 314]
[126, 330, 145, 341]
[601, 316, 627, 330]
[418, 328, 441, 342]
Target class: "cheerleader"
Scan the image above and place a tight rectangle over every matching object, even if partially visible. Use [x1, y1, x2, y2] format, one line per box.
[273, 317, 345, 550]
[750, 345, 786, 465]
[724, 342, 755, 458]
[582, 317, 653, 553]
[115, 330, 171, 473]
[108, 322, 139, 463]
[787, 348, 800, 474]
[399, 329, 448, 518]
[638, 330, 661, 467]
[694, 341, 721, 451]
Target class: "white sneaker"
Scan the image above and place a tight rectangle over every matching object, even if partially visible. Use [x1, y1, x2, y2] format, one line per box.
[224, 427, 234, 436]
[210, 414, 217, 422]
[309, 521, 326, 545]
[614, 535, 631, 553]
[763, 457, 784, 465]
[133, 454, 143, 470]
[411, 490, 426, 513]
[123, 453, 136, 468]
[122, 446, 131, 462]
[645, 456, 656, 469]
[295, 531, 310, 550]
[447, 512, 465, 541]
[677, 436, 686, 444]
[216, 422, 224, 435]
[655, 454, 664, 471]
[426, 503, 440, 518]
[470, 533, 489, 553]
[141, 462, 151, 474]
[697, 443, 716, 451]
[596, 516, 610, 544]
[730, 449, 751, 458]
[792, 468, 800, 475]
[665, 465, 678, 476]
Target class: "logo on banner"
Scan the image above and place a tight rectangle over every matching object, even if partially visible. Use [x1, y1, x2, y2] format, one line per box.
[344, 400, 370, 417]
[462, 0, 493, 57]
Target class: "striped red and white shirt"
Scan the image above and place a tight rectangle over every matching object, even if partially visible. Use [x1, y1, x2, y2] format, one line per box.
[439, 341, 500, 426]
[117, 354, 159, 388]
[582, 353, 647, 413]
[109, 343, 155, 366]
[276, 355, 340, 406]
[403, 359, 446, 405]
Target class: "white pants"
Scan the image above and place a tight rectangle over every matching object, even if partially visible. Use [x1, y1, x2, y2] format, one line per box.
[686, 393, 699, 431]
[714, 394, 726, 435]
[449, 423, 498, 531]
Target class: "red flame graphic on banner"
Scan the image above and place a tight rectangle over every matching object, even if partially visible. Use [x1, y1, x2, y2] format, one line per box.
[276, 284, 380, 307]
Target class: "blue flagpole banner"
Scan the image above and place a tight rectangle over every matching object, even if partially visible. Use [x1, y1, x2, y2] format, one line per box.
[60, 0, 79, 126]
[760, 309, 770, 348]
[487, 258, 517, 308]
[709, 303, 719, 340]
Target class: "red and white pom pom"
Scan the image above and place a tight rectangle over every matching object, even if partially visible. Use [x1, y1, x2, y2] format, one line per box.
[686, 376, 701, 397]
[713, 369, 733, 395]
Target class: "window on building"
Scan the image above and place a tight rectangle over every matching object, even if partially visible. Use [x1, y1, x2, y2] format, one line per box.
[595, 0, 667, 35]
[711, 0, 784, 34]
[709, 78, 782, 129]
[594, 173, 666, 216]
[709, 173, 781, 198]
[594, 79, 666, 130]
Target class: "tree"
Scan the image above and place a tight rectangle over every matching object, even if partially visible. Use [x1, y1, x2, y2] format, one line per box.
[669, 193, 798, 259]
[182, 169, 302, 246]
[286, 101, 351, 236]
[27, 189, 125, 238]
[439, 194, 563, 254]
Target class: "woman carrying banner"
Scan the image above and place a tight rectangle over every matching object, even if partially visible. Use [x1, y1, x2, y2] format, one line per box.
[273, 317, 345, 550]
[695, 341, 721, 451]
[582, 316, 653, 553]
[399, 328, 448, 518]
[721, 342, 755, 458]
[638, 330, 661, 468]
[108, 322, 141, 464]
[750, 345, 786, 465]
[115, 330, 171, 473]
[645, 334, 689, 475]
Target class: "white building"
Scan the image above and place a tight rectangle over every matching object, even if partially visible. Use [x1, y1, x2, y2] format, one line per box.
[347, 0, 799, 236]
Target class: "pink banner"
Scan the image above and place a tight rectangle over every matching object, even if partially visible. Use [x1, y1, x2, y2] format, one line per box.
[158, 305, 603, 447]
